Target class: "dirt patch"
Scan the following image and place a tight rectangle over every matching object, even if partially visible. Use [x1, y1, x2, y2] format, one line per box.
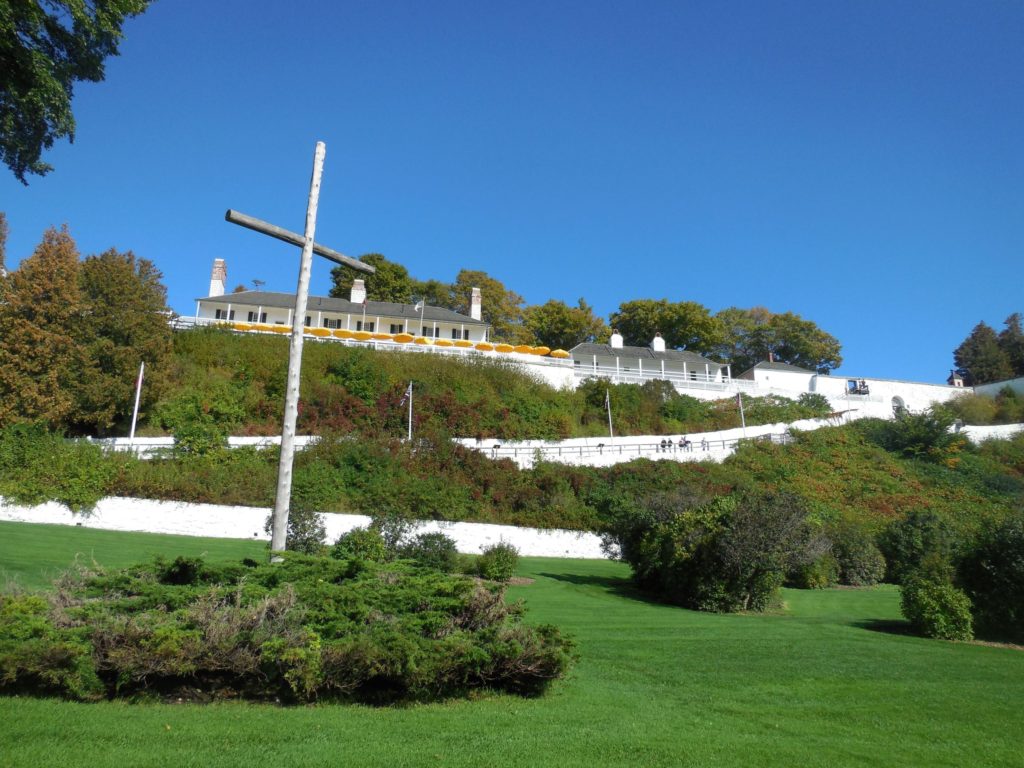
[508, 577, 535, 586]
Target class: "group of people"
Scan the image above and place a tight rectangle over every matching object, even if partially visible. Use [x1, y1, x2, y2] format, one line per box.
[658, 436, 707, 453]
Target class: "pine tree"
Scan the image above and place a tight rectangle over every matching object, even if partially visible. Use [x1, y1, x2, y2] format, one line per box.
[998, 313, 1024, 377]
[0, 227, 83, 426]
[953, 322, 1014, 385]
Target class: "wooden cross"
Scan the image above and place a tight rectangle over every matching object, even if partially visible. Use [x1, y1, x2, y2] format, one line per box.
[225, 142, 375, 557]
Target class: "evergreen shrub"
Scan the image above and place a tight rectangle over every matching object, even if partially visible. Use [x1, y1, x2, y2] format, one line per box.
[0, 554, 575, 703]
[331, 527, 390, 563]
[958, 513, 1024, 641]
[477, 542, 520, 582]
[831, 525, 886, 586]
[400, 532, 459, 573]
[900, 576, 974, 641]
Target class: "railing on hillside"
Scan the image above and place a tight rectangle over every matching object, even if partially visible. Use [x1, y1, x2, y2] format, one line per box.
[479, 431, 793, 463]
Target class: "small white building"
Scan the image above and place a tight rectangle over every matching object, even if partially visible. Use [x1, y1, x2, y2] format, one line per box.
[193, 260, 490, 342]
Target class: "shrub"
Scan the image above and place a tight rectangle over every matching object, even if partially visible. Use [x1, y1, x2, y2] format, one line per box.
[477, 542, 520, 582]
[400, 532, 459, 573]
[788, 553, 840, 589]
[263, 507, 326, 556]
[330, 527, 389, 563]
[958, 513, 1024, 641]
[831, 525, 886, 586]
[0, 554, 576, 703]
[877, 511, 958, 584]
[900, 576, 974, 641]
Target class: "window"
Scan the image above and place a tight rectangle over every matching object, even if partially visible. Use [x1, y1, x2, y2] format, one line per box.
[248, 311, 267, 323]
[215, 309, 235, 320]
[451, 329, 461, 340]
[304, 316, 311, 327]
[323, 317, 341, 329]
[356, 321, 375, 332]
[390, 323, 404, 334]
[421, 327, 437, 338]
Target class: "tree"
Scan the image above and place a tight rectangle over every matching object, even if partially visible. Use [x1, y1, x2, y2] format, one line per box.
[329, 253, 414, 303]
[997, 313, 1024, 377]
[522, 298, 608, 350]
[410, 277, 455, 309]
[953, 322, 1013, 385]
[1, 1, 151, 183]
[609, 299, 722, 355]
[0, 226, 83, 426]
[0, 212, 8, 273]
[714, 306, 842, 374]
[451, 269, 528, 343]
[72, 249, 172, 434]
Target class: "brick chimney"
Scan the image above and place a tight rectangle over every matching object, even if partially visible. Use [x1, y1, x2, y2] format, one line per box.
[350, 279, 366, 304]
[209, 259, 226, 297]
[470, 287, 482, 321]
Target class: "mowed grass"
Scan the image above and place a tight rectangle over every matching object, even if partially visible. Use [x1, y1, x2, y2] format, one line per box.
[1, 522, 1022, 767]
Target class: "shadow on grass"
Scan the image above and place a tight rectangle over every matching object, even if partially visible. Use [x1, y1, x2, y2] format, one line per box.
[854, 618, 915, 637]
[538, 571, 666, 607]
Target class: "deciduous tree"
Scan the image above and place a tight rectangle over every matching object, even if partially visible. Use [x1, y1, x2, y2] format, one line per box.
[329, 253, 414, 303]
[451, 269, 528, 343]
[714, 306, 842, 374]
[73, 249, 172, 434]
[609, 299, 722, 355]
[0, 226, 83, 425]
[1, 0, 151, 183]
[523, 298, 607, 350]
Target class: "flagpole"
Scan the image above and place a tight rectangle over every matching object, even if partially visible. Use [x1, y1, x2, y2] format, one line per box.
[737, 391, 747, 437]
[129, 362, 145, 449]
[606, 388, 614, 439]
[407, 381, 413, 442]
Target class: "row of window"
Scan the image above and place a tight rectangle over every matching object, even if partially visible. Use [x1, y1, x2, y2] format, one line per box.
[214, 309, 471, 340]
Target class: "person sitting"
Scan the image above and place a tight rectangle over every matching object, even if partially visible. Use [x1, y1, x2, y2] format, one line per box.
[659, 438, 668, 453]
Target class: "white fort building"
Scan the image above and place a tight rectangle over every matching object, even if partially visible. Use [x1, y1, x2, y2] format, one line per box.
[186, 259, 970, 420]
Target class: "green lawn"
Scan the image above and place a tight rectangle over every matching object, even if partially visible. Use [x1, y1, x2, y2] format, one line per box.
[1, 521, 1022, 767]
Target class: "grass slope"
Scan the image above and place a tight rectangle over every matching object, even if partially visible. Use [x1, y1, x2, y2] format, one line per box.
[2, 522, 1022, 767]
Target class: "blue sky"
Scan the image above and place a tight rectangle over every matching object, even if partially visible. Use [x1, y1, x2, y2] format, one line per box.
[2, 1, 1021, 382]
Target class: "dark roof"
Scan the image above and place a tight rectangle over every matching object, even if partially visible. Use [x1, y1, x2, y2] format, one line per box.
[570, 343, 724, 367]
[738, 360, 817, 378]
[197, 291, 488, 326]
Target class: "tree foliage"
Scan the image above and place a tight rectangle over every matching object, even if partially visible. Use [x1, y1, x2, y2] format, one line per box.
[714, 306, 842, 374]
[329, 253, 413, 303]
[0, 228, 172, 433]
[953, 322, 1014, 385]
[997, 313, 1024, 377]
[609, 299, 722, 354]
[0, 0, 151, 183]
[451, 269, 527, 343]
[522, 298, 607, 350]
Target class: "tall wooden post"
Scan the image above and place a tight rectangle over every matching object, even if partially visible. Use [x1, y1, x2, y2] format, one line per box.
[271, 142, 325, 556]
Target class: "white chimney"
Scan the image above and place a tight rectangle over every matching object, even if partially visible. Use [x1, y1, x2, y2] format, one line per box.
[209, 259, 226, 297]
[350, 279, 366, 304]
[651, 332, 666, 353]
[610, 329, 624, 349]
[470, 287, 482, 321]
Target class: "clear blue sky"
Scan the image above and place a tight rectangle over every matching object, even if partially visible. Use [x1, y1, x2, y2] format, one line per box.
[2, 1, 1021, 382]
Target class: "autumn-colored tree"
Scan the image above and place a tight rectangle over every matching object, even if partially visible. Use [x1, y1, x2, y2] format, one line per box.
[329, 253, 414, 303]
[72, 249, 172, 434]
[0, 212, 8, 274]
[451, 269, 528, 343]
[523, 298, 608, 350]
[609, 299, 722, 355]
[0, 227, 83, 426]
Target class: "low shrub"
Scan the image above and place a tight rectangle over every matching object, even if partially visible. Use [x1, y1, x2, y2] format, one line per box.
[331, 527, 389, 563]
[264, 507, 326, 556]
[0, 554, 576, 703]
[477, 542, 520, 582]
[400, 532, 459, 573]
[900, 576, 974, 641]
[788, 553, 840, 589]
[877, 511, 959, 584]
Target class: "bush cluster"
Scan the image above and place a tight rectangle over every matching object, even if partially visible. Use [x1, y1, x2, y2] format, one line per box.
[0, 554, 575, 703]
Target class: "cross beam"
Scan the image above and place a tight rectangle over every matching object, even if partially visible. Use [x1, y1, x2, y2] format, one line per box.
[224, 142, 375, 558]
[225, 209, 374, 274]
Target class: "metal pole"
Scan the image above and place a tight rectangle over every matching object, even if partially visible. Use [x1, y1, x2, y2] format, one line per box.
[606, 389, 614, 439]
[737, 391, 747, 437]
[129, 362, 144, 447]
[271, 142, 325, 557]
[408, 381, 413, 442]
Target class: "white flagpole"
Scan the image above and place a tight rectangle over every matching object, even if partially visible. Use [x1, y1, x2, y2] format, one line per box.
[606, 388, 614, 439]
[407, 381, 414, 442]
[129, 361, 145, 448]
[737, 391, 747, 436]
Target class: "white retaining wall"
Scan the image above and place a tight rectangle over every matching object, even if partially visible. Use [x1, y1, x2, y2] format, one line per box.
[0, 497, 605, 559]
